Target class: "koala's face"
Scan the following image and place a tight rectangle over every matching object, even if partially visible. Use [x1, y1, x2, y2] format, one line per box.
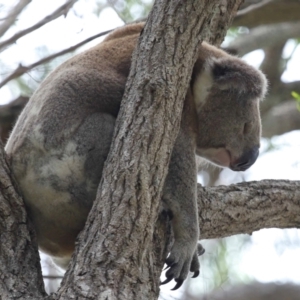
[193, 56, 266, 171]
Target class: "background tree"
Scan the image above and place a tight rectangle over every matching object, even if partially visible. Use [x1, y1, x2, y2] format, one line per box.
[0, 0, 300, 299]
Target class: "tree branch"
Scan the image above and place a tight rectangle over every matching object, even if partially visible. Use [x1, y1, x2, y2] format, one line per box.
[0, 28, 113, 89]
[285, 80, 300, 93]
[226, 22, 300, 56]
[232, 0, 300, 28]
[199, 180, 300, 240]
[260, 42, 285, 88]
[260, 80, 300, 115]
[261, 100, 300, 137]
[0, 0, 78, 52]
[0, 0, 32, 38]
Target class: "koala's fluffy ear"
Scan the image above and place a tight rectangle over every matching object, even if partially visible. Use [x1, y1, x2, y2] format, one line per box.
[209, 57, 268, 98]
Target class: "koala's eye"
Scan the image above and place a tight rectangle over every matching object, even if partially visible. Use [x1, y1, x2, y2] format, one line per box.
[243, 122, 251, 135]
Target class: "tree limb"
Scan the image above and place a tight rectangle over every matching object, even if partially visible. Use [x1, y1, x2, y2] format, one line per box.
[261, 100, 300, 138]
[0, 0, 32, 38]
[226, 22, 300, 56]
[260, 42, 285, 88]
[0, 28, 113, 89]
[199, 180, 300, 240]
[260, 80, 300, 115]
[233, 0, 300, 28]
[0, 0, 78, 52]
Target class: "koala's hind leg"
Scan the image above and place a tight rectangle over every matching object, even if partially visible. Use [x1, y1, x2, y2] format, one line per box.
[25, 112, 116, 267]
[72, 112, 116, 195]
[161, 126, 200, 290]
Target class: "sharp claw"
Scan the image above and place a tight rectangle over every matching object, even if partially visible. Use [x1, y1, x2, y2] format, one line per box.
[161, 210, 168, 219]
[167, 210, 174, 220]
[171, 280, 183, 290]
[160, 276, 173, 285]
[163, 264, 171, 271]
[165, 259, 176, 268]
[197, 245, 205, 256]
[165, 259, 172, 267]
[192, 270, 200, 278]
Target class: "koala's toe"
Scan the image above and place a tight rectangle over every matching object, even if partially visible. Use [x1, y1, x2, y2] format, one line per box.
[166, 259, 189, 290]
[197, 243, 205, 256]
[171, 279, 184, 290]
[162, 242, 202, 290]
[192, 270, 200, 278]
[160, 274, 173, 285]
[190, 250, 200, 273]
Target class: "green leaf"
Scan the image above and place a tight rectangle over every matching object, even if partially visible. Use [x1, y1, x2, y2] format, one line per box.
[291, 92, 300, 111]
[291, 91, 300, 101]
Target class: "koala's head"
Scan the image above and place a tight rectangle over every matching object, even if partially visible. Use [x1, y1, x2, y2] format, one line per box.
[192, 54, 267, 171]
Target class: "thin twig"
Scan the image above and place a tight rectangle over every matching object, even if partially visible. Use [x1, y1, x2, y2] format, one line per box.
[107, 0, 127, 24]
[0, 0, 32, 37]
[0, 28, 113, 89]
[0, 0, 78, 52]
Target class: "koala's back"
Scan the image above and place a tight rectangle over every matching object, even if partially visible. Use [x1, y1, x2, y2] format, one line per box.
[5, 24, 143, 262]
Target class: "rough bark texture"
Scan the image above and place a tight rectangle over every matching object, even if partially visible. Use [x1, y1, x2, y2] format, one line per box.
[198, 180, 300, 239]
[53, 1, 242, 299]
[0, 141, 46, 299]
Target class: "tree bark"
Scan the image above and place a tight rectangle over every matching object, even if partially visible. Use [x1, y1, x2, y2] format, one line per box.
[0, 141, 46, 299]
[198, 180, 300, 239]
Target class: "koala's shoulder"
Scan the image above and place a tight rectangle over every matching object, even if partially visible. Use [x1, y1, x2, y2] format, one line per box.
[103, 22, 144, 43]
[53, 23, 144, 78]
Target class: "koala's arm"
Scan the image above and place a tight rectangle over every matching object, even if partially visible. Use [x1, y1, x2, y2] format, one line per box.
[161, 120, 200, 290]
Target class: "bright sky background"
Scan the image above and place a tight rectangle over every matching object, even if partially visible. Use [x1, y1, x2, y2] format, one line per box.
[1, 0, 300, 297]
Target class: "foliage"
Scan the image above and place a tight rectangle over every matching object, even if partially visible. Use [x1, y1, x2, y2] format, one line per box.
[291, 91, 300, 111]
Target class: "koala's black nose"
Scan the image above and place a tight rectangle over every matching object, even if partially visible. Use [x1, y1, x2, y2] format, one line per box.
[231, 146, 259, 171]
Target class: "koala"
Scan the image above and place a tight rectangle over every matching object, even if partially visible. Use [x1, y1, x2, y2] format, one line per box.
[5, 23, 267, 290]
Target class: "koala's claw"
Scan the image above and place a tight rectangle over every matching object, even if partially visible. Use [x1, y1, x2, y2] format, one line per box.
[163, 264, 171, 271]
[171, 279, 184, 291]
[197, 243, 205, 256]
[160, 275, 173, 285]
[192, 270, 200, 278]
[161, 242, 204, 290]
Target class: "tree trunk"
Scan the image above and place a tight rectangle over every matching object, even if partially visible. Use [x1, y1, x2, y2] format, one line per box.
[0, 141, 46, 299]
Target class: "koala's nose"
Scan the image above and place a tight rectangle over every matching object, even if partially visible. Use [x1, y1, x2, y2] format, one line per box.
[231, 146, 259, 171]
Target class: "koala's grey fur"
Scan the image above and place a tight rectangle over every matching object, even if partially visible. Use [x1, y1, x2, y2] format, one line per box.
[5, 23, 267, 289]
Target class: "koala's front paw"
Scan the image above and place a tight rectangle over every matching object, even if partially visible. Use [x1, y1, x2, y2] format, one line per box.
[160, 242, 205, 290]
